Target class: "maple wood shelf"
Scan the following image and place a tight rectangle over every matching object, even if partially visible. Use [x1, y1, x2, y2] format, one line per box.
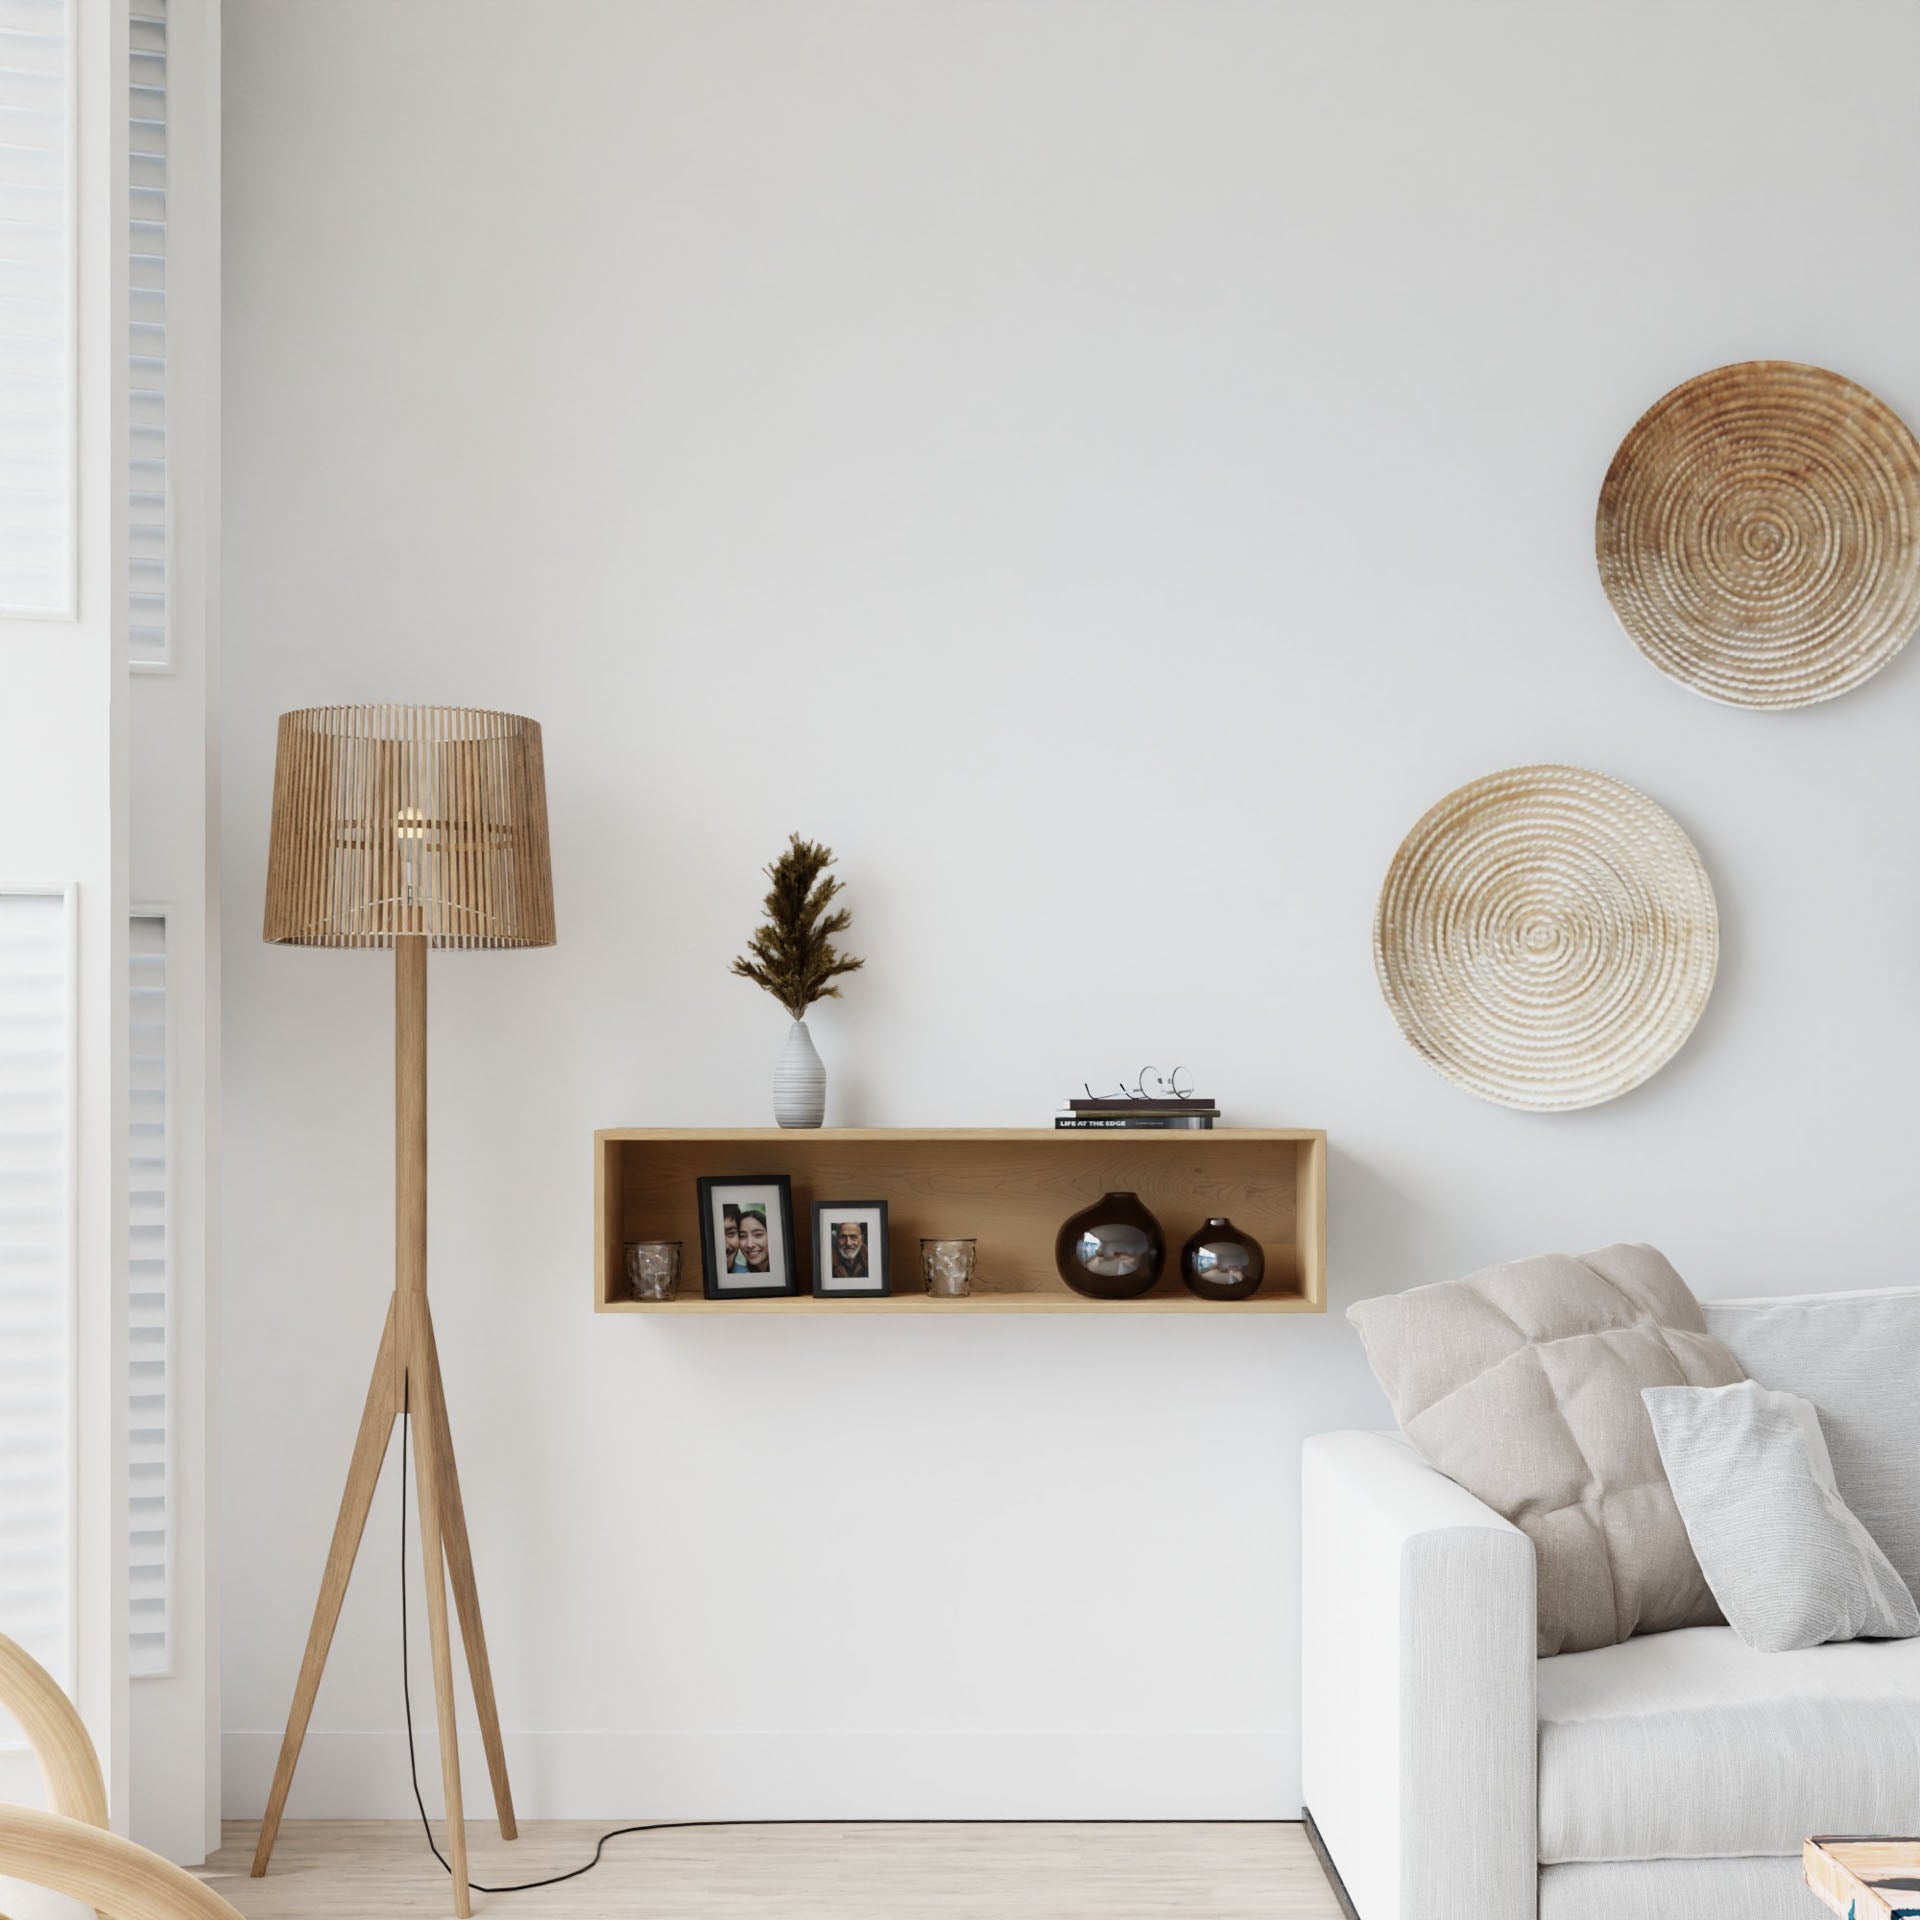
[594, 1128, 1326, 1313]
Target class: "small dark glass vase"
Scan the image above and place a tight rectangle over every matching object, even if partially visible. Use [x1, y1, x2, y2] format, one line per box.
[1055, 1191, 1166, 1300]
[1180, 1217, 1265, 1301]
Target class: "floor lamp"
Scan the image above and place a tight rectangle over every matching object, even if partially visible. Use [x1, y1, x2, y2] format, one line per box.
[251, 705, 555, 1918]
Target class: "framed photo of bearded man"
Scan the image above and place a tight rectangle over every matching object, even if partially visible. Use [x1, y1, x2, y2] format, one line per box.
[812, 1200, 890, 1298]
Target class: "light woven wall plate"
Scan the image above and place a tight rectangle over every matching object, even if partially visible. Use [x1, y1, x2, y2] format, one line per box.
[1597, 361, 1920, 708]
[1374, 767, 1718, 1111]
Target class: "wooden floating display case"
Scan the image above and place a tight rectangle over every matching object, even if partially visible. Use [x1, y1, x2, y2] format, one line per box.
[595, 1128, 1326, 1313]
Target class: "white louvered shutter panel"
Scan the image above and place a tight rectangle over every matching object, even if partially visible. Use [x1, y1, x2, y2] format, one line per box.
[128, 912, 169, 1675]
[0, 890, 74, 1726]
[128, 0, 167, 664]
[0, 0, 75, 617]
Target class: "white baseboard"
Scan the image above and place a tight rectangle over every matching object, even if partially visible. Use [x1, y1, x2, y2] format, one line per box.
[222, 1728, 1294, 1822]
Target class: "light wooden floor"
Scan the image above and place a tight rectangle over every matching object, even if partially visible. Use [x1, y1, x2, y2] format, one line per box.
[207, 1820, 1342, 1919]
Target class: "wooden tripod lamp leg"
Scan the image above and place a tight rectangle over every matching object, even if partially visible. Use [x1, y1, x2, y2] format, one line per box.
[252, 936, 512, 1917]
[250, 1303, 399, 1878]
[423, 1312, 518, 1840]
[405, 1330, 471, 1915]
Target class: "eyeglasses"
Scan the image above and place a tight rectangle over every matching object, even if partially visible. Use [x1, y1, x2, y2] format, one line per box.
[1082, 1065, 1195, 1104]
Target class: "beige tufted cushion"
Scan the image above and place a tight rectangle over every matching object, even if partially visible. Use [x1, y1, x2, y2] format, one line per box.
[1348, 1244, 1746, 1654]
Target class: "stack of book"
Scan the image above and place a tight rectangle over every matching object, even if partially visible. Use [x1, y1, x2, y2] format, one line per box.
[1054, 1097, 1220, 1131]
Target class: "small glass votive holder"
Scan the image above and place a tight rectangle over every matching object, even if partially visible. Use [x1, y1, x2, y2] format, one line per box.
[921, 1238, 977, 1298]
[625, 1239, 682, 1303]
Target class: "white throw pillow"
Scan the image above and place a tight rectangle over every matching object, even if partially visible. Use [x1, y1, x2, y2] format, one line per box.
[1642, 1380, 1919, 1654]
[1704, 1288, 1920, 1600]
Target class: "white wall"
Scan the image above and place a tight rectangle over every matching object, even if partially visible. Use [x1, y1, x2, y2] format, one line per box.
[220, 0, 1920, 1819]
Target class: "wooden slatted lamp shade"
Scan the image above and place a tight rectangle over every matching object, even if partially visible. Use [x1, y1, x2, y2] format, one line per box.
[263, 704, 555, 949]
[254, 705, 554, 1918]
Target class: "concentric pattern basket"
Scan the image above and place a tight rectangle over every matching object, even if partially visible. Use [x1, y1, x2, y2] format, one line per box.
[1596, 361, 1920, 709]
[1374, 767, 1718, 1111]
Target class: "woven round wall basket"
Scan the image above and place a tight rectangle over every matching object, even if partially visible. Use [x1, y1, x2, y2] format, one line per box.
[1374, 767, 1718, 1111]
[1596, 361, 1920, 709]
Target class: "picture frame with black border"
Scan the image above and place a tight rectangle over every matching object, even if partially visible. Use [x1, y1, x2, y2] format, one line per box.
[811, 1200, 890, 1298]
[697, 1175, 800, 1299]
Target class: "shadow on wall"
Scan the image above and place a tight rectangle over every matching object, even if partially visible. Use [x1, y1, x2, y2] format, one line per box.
[1325, 1140, 1429, 1318]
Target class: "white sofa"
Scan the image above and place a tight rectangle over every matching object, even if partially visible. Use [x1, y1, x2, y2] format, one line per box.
[1302, 1287, 1920, 1920]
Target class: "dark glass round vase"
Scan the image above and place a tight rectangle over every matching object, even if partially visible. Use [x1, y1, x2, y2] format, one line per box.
[1055, 1191, 1166, 1300]
[1179, 1217, 1265, 1300]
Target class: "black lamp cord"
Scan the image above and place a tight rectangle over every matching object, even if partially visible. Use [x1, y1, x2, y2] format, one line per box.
[398, 1381, 754, 1891]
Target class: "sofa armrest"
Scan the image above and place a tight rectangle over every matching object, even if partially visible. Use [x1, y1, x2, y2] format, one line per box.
[1302, 1431, 1537, 1920]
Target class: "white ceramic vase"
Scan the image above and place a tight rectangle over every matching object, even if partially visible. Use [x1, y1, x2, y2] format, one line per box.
[773, 1019, 826, 1128]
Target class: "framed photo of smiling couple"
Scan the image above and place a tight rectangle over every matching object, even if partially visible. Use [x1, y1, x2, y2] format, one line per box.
[697, 1175, 800, 1299]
